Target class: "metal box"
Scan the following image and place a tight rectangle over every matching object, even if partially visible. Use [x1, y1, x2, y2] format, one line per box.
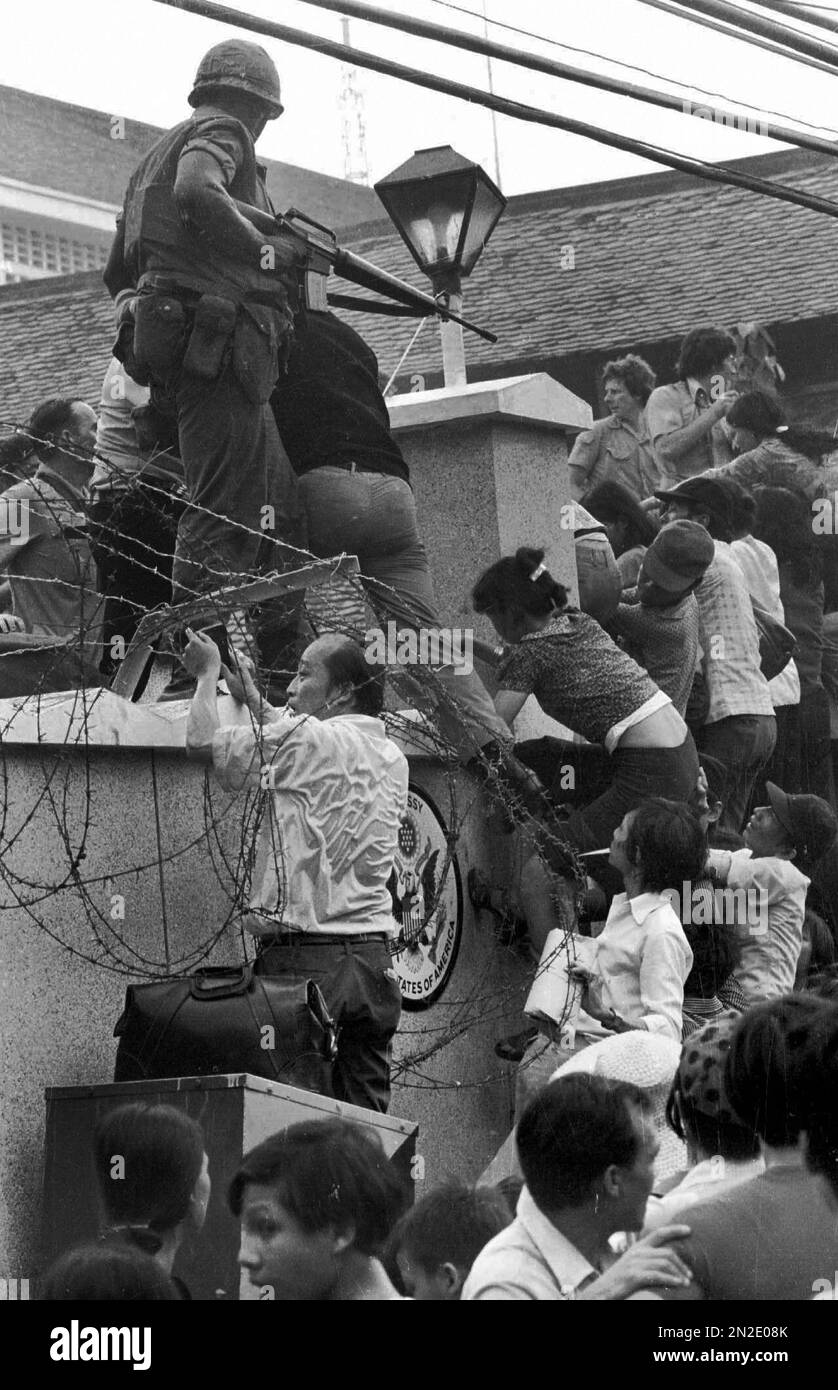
[42, 1073, 417, 1300]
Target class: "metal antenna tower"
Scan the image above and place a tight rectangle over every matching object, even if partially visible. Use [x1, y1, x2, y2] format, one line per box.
[339, 16, 371, 185]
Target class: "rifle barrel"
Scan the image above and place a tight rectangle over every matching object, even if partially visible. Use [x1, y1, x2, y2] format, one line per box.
[334, 250, 497, 343]
[232, 200, 497, 342]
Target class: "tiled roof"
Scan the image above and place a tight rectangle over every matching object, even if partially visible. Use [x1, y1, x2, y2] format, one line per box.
[0, 85, 380, 232]
[331, 146, 838, 380]
[1, 146, 837, 425]
[0, 272, 112, 425]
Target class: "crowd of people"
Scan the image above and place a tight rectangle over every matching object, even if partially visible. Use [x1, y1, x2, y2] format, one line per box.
[1, 42, 837, 1301]
[39, 993, 838, 1300]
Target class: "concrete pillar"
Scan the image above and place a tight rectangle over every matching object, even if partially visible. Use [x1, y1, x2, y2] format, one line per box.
[388, 372, 591, 741]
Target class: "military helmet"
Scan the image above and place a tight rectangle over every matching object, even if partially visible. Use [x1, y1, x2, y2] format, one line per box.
[188, 40, 283, 117]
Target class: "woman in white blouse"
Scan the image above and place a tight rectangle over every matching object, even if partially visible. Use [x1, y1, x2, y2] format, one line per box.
[571, 798, 701, 1044]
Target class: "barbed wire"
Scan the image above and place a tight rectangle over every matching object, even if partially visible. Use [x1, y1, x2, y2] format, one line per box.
[0, 418, 588, 1096]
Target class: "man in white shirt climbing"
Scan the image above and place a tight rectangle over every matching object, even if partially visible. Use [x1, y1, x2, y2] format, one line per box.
[184, 628, 408, 1112]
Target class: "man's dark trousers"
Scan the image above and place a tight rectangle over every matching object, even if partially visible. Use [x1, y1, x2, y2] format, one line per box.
[170, 363, 304, 603]
[253, 935, 402, 1113]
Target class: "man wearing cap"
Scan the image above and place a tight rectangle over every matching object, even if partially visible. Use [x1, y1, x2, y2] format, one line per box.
[609, 520, 714, 718]
[103, 41, 305, 679]
[645, 327, 738, 490]
[706, 781, 837, 1005]
[656, 477, 775, 834]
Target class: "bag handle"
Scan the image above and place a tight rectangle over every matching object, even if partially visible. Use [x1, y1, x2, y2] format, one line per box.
[189, 965, 254, 1000]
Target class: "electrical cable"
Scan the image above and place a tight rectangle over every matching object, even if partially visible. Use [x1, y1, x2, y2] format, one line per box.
[639, 0, 838, 73]
[293, 0, 838, 157]
[658, 0, 838, 64]
[152, 0, 838, 220]
[757, 0, 838, 32]
[426, 0, 838, 134]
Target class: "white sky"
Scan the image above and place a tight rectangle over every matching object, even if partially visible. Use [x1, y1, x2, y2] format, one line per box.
[4, 0, 838, 196]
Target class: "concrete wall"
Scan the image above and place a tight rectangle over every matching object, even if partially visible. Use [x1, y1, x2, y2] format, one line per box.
[0, 718, 528, 1275]
[0, 373, 587, 1278]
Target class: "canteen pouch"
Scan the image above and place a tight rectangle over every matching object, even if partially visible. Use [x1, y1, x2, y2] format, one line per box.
[751, 601, 798, 681]
[182, 293, 237, 380]
[232, 303, 287, 403]
[113, 964, 337, 1095]
[131, 292, 187, 381]
[111, 296, 152, 388]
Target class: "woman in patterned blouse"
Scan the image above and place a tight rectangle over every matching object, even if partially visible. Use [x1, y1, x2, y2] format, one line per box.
[472, 546, 700, 954]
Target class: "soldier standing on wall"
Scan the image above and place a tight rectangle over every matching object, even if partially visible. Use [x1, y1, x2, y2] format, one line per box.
[103, 40, 307, 687]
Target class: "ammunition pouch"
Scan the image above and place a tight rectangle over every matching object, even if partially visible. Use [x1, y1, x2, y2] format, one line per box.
[232, 302, 291, 403]
[182, 293, 237, 380]
[132, 291, 188, 382]
[111, 298, 152, 388]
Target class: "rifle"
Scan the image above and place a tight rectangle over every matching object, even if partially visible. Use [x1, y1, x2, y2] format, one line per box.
[234, 200, 498, 344]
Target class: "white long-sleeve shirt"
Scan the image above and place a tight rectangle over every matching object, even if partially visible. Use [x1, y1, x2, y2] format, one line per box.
[212, 710, 408, 935]
[707, 848, 808, 1004]
[580, 891, 693, 1042]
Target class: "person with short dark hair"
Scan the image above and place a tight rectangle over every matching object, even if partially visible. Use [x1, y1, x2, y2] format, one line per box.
[708, 389, 838, 505]
[569, 355, 658, 502]
[656, 478, 776, 833]
[571, 799, 701, 1043]
[646, 327, 738, 490]
[39, 1239, 179, 1302]
[0, 396, 104, 695]
[230, 1119, 410, 1300]
[645, 1012, 763, 1230]
[653, 994, 838, 1300]
[92, 1102, 211, 1296]
[462, 1074, 694, 1300]
[582, 479, 660, 588]
[386, 1180, 512, 1300]
[184, 629, 408, 1111]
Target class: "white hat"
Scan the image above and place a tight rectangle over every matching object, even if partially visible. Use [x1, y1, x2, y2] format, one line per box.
[550, 1033, 687, 1184]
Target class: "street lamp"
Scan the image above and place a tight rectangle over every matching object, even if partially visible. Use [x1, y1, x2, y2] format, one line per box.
[374, 146, 506, 388]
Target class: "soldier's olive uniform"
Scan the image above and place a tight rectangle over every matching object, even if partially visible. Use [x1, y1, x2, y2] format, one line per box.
[106, 108, 305, 621]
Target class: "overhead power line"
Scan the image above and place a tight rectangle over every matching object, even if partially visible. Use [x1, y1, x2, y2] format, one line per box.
[757, 0, 838, 32]
[667, 0, 838, 63]
[639, 0, 838, 73]
[152, 0, 838, 220]
[428, 0, 838, 133]
[289, 0, 838, 157]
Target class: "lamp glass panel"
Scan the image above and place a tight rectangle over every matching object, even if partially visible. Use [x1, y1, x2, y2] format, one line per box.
[458, 176, 505, 276]
[387, 170, 475, 275]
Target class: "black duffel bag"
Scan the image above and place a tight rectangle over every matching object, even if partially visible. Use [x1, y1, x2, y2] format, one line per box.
[114, 964, 337, 1093]
[751, 601, 798, 682]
